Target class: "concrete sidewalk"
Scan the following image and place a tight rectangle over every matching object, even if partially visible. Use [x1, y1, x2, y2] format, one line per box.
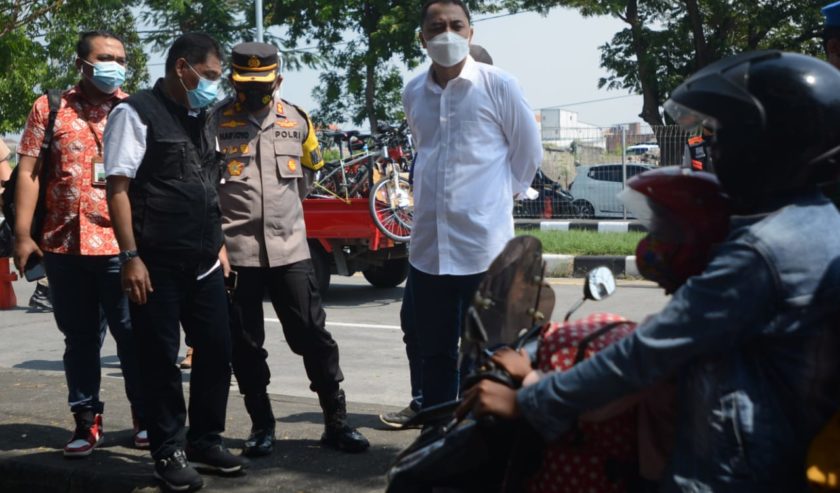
[0, 367, 417, 493]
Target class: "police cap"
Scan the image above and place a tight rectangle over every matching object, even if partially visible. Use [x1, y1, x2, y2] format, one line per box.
[231, 42, 278, 83]
[823, 1, 840, 28]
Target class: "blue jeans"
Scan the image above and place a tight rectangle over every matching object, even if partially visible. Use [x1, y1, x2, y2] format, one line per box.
[43, 252, 144, 420]
[409, 266, 484, 408]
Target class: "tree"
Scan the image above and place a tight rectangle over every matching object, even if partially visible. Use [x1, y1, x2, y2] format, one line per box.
[502, 0, 825, 128]
[141, 0, 253, 53]
[268, 0, 432, 130]
[0, 0, 148, 133]
[0, 0, 65, 37]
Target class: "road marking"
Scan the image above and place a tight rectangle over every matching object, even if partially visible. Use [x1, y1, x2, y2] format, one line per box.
[264, 318, 401, 330]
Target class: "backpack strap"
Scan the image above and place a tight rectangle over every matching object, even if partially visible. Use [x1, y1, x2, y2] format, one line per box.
[34, 89, 62, 179]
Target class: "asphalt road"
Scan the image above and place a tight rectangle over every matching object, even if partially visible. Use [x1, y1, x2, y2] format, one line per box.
[0, 274, 670, 409]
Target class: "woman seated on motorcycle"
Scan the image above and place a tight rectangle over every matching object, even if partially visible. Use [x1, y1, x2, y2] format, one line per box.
[458, 51, 840, 492]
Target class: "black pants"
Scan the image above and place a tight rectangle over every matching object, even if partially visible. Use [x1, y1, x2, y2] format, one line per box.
[230, 259, 343, 398]
[130, 264, 232, 460]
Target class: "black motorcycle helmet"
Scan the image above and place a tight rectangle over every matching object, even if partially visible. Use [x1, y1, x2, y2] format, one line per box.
[665, 51, 840, 210]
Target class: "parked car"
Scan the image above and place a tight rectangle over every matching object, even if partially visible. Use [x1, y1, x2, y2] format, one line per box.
[569, 163, 653, 218]
[513, 169, 578, 218]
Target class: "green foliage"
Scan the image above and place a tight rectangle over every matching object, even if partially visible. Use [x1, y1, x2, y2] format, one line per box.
[516, 229, 645, 255]
[504, 0, 826, 126]
[141, 0, 253, 53]
[0, 0, 148, 133]
[270, 0, 430, 130]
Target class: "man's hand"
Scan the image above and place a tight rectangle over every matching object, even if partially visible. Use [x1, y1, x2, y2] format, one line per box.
[491, 347, 532, 383]
[122, 257, 153, 304]
[219, 244, 231, 278]
[13, 235, 42, 273]
[456, 380, 521, 420]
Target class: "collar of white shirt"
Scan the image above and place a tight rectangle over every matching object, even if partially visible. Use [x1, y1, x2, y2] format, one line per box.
[423, 55, 479, 94]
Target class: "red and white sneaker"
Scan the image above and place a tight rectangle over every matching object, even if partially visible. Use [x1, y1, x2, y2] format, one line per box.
[63, 411, 103, 458]
[133, 418, 149, 449]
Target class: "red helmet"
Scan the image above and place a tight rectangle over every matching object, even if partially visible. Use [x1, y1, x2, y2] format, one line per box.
[618, 166, 730, 293]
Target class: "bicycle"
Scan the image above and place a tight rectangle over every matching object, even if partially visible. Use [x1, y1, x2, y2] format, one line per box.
[310, 124, 414, 243]
[368, 122, 414, 243]
[311, 130, 376, 202]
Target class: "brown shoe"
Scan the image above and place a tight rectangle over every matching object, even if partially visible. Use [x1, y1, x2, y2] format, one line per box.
[180, 347, 194, 369]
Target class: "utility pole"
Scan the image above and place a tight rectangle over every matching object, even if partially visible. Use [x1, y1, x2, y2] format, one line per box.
[256, 0, 264, 42]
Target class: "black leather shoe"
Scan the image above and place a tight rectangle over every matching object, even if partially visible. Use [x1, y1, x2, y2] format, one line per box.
[321, 424, 370, 453]
[242, 427, 275, 457]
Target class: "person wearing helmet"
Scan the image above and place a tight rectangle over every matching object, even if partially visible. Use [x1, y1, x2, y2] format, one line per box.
[459, 51, 840, 492]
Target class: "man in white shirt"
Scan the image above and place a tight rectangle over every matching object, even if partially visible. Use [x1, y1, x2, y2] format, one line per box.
[400, 0, 542, 410]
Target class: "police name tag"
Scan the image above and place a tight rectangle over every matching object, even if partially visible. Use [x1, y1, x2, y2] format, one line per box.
[92, 155, 107, 187]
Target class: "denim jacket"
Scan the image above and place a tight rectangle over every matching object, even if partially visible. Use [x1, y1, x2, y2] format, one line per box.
[518, 190, 840, 492]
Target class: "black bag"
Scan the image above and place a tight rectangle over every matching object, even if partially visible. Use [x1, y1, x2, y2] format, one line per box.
[1, 89, 62, 244]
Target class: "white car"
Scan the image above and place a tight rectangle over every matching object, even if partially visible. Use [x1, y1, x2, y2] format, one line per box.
[569, 164, 653, 218]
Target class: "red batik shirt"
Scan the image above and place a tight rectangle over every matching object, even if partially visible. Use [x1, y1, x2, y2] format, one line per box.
[18, 85, 128, 255]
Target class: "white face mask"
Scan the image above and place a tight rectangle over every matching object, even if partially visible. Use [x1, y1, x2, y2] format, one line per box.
[425, 31, 470, 68]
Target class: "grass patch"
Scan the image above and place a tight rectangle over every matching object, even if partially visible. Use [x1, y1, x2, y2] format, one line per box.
[516, 229, 644, 256]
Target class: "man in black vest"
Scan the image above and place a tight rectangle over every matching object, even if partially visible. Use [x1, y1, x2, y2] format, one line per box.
[103, 32, 248, 492]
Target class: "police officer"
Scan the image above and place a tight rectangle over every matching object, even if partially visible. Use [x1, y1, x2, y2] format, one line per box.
[217, 42, 369, 457]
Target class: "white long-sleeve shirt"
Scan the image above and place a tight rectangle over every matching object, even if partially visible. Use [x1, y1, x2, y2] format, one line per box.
[403, 55, 542, 276]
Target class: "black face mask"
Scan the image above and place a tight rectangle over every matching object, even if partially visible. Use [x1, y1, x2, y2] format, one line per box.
[237, 85, 274, 111]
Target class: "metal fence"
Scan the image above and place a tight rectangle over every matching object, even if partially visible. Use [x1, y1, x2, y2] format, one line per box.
[515, 124, 698, 220]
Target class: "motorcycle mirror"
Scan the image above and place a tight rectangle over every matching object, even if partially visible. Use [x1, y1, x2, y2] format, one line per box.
[584, 266, 616, 301]
[563, 267, 616, 321]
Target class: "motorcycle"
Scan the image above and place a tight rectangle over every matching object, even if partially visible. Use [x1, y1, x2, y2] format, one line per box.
[386, 235, 634, 493]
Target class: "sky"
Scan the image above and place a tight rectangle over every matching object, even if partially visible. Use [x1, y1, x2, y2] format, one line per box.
[144, 6, 646, 129]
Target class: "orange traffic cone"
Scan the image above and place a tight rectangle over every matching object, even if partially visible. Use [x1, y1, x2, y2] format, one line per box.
[0, 257, 18, 310]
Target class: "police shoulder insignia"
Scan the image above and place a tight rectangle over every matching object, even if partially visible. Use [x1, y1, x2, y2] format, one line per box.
[240, 143, 250, 154]
[288, 159, 297, 172]
[276, 102, 284, 115]
[228, 159, 245, 177]
[222, 107, 236, 117]
[275, 120, 298, 128]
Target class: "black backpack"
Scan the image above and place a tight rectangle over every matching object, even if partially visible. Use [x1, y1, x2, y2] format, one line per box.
[1, 89, 62, 246]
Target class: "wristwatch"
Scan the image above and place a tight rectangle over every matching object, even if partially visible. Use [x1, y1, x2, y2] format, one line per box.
[118, 249, 139, 265]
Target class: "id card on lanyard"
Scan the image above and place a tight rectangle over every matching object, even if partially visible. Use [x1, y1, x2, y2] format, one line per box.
[86, 119, 106, 187]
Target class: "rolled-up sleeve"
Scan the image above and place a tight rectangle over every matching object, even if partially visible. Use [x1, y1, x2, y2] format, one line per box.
[103, 104, 147, 179]
[500, 78, 542, 196]
[517, 243, 777, 441]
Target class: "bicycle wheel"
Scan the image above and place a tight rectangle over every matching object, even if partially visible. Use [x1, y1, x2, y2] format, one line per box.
[369, 175, 413, 243]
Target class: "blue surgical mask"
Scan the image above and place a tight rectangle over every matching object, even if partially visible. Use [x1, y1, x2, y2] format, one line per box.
[83, 60, 126, 94]
[180, 62, 220, 109]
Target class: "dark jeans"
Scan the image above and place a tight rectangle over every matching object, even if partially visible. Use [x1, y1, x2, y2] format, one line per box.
[43, 252, 143, 420]
[409, 266, 484, 408]
[130, 264, 231, 460]
[229, 259, 343, 398]
[400, 275, 422, 411]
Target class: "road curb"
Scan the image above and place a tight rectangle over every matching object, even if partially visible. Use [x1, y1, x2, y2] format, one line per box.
[544, 254, 637, 278]
[516, 220, 647, 233]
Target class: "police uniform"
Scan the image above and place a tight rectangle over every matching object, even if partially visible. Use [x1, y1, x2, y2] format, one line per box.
[217, 42, 368, 456]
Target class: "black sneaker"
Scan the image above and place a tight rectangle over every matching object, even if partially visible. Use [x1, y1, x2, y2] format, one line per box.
[379, 406, 420, 430]
[28, 282, 52, 312]
[154, 450, 203, 492]
[186, 444, 249, 474]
